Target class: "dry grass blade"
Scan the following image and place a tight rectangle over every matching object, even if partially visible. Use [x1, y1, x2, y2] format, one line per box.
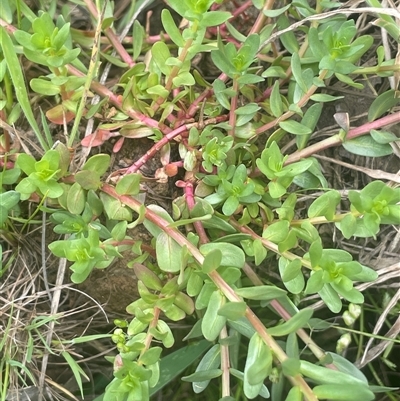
[356, 287, 400, 368]
[314, 154, 400, 183]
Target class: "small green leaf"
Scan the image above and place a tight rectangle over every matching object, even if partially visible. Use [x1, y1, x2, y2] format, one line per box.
[156, 232, 183, 273]
[319, 283, 342, 313]
[278, 15, 299, 53]
[281, 358, 301, 377]
[30, 78, 60, 95]
[267, 308, 313, 336]
[82, 154, 110, 175]
[116, 173, 141, 195]
[263, 220, 290, 243]
[217, 301, 247, 320]
[202, 249, 222, 273]
[75, 170, 101, 190]
[279, 257, 305, 294]
[310, 94, 344, 102]
[201, 290, 227, 341]
[67, 182, 85, 215]
[308, 190, 341, 220]
[244, 333, 272, 399]
[100, 193, 133, 221]
[200, 242, 245, 268]
[291, 52, 307, 93]
[368, 89, 400, 121]
[132, 20, 144, 61]
[284, 386, 302, 401]
[152, 41, 172, 76]
[279, 121, 312, 135]
[200, 11, 232, 27]
[235, 285, 287, 301]
[263, 4, 291, 17]
[270, 81, 284, 118]
[370, 129, 398, 144]
[281, 258, 302, 282]
[343, 134, 393, 157]
[161, 9, 185, 47]
[312, 384, 374, 401]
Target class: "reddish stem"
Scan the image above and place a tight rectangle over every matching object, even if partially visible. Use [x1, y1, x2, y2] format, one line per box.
[125, 115, 228, 174]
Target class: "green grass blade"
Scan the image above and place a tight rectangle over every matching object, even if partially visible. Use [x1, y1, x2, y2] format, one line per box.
[62, 351, 89, 399]
[0, 26, 49, 151]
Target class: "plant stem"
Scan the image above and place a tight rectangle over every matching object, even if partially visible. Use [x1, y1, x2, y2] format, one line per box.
[255, 70, 329, 136]
[220, 326, 231, 398]
[286, 111, 400, 164]
[228, 79, 239, 136]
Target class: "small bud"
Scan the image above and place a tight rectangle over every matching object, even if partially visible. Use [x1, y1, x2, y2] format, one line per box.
[336, 333, 351, 354]
[165, 163, 178, 177]
[342, 311, 355, 327]
[348, 303, 361, 320]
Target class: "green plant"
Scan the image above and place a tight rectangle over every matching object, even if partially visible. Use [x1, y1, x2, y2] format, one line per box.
[1, 0, 400, 400]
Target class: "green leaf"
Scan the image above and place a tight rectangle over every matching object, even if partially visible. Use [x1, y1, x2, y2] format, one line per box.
[268, 308, 313, 336]
[270, 81, 284, 118]
[308, 27, 326, 59]
[173, 71, 195, 87]
[279, 257, 304, 294]
[132, 20, 144, 61]
[149, 340, 211, 396]
[235, 285, 287, 301]
[299, 360, 368, 386]
[343, 134, 393, 157]
[262, 220, 290, 243]
[370, 129, 398, 144]
[308, 190, 341, 220]
[313, 384, 374, 401]
[100, 193, 132, 220]
[230, 369, 270, 398]
[284, 386, 302, 401]
[228, 318, 256, 339]
[75, 170, 101, 190]
[202, 249, 222, 274]
[338, 214, 357, 239]
[116, 173, 141, 195]
[217, 301, 247, 320]
[244, 333, 272, 399]
[291, 52, 307, 93]
[200, 242, 245, 268]
[189, 344, 221, 393]
[279, 121, 312, 135]
[281, 358, 301, 377]
[281, 258, 302, 282]
[67, 182, 85, 215]
[278, 15, 299, 53]
[82, 154, 110, 175]
[156, 232, 183, 273]
[310, 94, 344, 102]
[201, 290, 227, 341]
[368, 89, 400, 121]
[201, 11, 232, 27]
[319, 283, 342, 313]
[263, 4, 291, 17]
[30, 78, 60, 95]
[161, 9, 185, 47]
[328, 352, 368, 384]
[152, 41, 172, 76]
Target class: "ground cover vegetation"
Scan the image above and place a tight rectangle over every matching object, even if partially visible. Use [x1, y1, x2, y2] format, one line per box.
[1, 0, 400, 400]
